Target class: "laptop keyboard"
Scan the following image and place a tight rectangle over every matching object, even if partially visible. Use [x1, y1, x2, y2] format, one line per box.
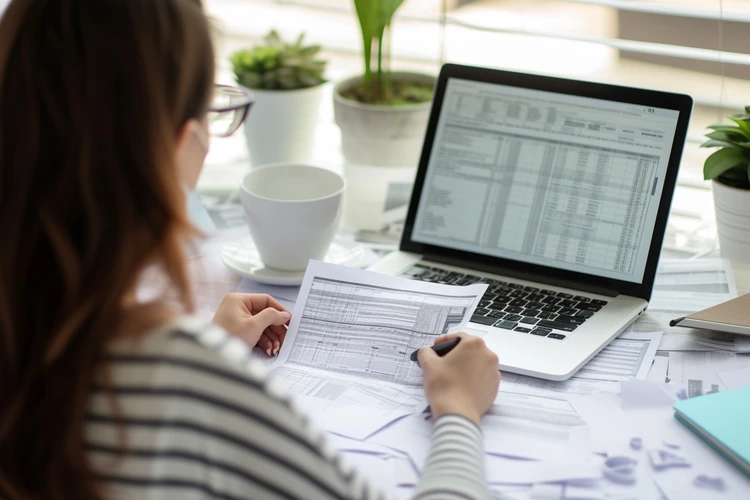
[401, 264, 608, 340]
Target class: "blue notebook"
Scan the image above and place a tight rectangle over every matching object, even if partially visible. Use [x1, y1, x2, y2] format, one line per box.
[674, 387, 750, 477]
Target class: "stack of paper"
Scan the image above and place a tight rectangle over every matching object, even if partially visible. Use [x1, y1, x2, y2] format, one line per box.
[230, 257, 750, 499]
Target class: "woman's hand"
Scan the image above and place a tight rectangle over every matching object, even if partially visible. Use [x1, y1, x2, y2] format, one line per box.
[418, 333, 501, 426]
[212, 293, 291, 356]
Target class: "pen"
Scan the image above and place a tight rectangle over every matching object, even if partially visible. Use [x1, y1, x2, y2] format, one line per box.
[410, 337, 461, 364]
[669, 316, 684, 327]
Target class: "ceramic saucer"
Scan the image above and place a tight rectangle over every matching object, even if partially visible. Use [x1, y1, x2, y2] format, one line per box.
[221, 236, 368, 286]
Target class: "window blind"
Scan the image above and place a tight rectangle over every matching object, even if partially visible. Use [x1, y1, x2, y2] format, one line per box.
[208, 0, 750, 190]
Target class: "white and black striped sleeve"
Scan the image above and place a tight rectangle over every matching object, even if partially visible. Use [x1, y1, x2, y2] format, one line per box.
[86, 323, 488, 499]
[413, 415, 488, 499]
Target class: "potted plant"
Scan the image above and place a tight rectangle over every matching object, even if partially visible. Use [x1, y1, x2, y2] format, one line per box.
[231, 30, 327, 167]
[334, 0, 435, 167]
[702, 106, 750, 261]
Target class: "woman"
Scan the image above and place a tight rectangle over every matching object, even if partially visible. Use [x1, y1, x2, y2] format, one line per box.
[0, 1, 501, 499]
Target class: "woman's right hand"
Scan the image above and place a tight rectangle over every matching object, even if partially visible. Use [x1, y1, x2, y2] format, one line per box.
[418, 333, 501, 426]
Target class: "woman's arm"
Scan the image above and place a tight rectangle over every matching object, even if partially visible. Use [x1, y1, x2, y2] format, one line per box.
[413, 414, 488, 499]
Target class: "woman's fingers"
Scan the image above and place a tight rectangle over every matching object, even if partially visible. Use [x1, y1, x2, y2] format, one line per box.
[239, 293, 291, 315]
[257, 335, 274, 356]
[262, 329, 282, 355]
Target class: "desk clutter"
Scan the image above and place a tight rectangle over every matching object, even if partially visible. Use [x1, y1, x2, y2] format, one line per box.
[225, 251, 750, 500]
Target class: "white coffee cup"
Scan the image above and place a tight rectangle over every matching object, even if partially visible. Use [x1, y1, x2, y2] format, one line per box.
[240, 164, 346, 271]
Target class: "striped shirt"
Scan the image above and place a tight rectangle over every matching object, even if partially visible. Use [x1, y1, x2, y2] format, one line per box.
[86, 318, 489, 499]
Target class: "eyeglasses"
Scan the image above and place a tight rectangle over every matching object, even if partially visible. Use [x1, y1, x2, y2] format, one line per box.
[208, 84, 254, 138]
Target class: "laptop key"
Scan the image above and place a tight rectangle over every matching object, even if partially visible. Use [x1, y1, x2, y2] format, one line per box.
[548, 333, 567, 340]
[471, 315, 496, 326]
[475, 308, 492, 316]
[509, 299, 528, 307]
[514, 327, 532, 333]
[487, 279, 508, 286]
[478, 300, 493, 308]
[560, 307, 578, 316]
[520, 317, 539, 325]
[509, 290, 528, 298]
[536, 320, 578, 332]
[559, 299, 578, 308]
[591, 299, 608, 306]
[530, 328, 551, 336]
[541, 305, 561, 313]
[540, 289, 556, 296]
[542, 296, 561, 305]
[508, 283, 524, 289]
[523, 286, 540, 292]
[488, 302, 507, 311]
[527, 293, 545, 302]
[556, 292, 573, 298]
[496, 320, 518, 330]
[555, 315, 585, 325]
[487, 311, 506, 319]
[493, 296, 511, 304]
[537, 311, 557, 320]
[573, 296, 590, 302]
[576, 310, 595, 319]
[522, 309, 541, 318]
[505, 314, 523, 322]
[578, 303, 603, 312]
[504, 306, 524, 314]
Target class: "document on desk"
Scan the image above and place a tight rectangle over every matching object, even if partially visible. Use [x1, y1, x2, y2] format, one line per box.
[499, 331, 662, 396]
[667, 351, 750, 398]
[266, 260, 487, 439]
[369, 390, 589, 465]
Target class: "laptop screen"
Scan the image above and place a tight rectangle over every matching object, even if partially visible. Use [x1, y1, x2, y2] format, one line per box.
[410, 77, 681, 285]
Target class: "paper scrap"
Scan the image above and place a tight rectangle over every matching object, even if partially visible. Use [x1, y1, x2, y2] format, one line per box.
[485, 455, 602, 485]
[620, 380, 676, 411]
[716, 365, 750, 391]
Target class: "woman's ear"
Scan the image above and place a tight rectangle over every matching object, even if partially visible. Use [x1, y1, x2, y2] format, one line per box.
[175, 118, 210, 190]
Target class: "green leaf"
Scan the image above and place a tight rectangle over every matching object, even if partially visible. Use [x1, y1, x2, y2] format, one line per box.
[380, 0, 406, 26]
[704, 147, 749, 180]
[353, 0, 379, 85]
[730, 114, 750, 135]
[701, 140, 741, 149]
[707, 124, 750, 140]
[705, 131, 744, 143]
[299, 45, 322, 57]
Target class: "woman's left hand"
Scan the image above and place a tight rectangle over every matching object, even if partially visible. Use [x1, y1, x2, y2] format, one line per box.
[212, 293, 291, 356]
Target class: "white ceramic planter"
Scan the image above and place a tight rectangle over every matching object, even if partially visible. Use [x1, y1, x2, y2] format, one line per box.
[333, 72, 435, 167]
[713, 179, 750, 261]
[243, 84, 325, 167]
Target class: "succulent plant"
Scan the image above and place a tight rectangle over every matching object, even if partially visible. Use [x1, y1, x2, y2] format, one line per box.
[230, 30, 327, 90]
[702, 106, 750, 189]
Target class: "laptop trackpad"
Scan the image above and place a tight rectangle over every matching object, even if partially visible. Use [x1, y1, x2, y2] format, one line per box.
[465, 327, 489, 338]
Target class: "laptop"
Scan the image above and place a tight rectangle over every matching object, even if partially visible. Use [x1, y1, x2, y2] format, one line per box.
[369, 63, 692, 381]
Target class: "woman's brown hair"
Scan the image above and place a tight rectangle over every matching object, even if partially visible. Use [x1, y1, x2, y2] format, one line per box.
[0, 0, 215, 498]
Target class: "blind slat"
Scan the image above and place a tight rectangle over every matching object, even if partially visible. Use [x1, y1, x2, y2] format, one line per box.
[257, 0, 750, 66]
[568, 0, 750, 23]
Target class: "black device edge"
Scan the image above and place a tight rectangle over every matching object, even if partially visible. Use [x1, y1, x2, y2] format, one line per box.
[399, 63, 694, 303]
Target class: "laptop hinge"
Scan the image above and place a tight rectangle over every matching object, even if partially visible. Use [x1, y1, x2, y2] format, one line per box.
[423, 253, 620, 298]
